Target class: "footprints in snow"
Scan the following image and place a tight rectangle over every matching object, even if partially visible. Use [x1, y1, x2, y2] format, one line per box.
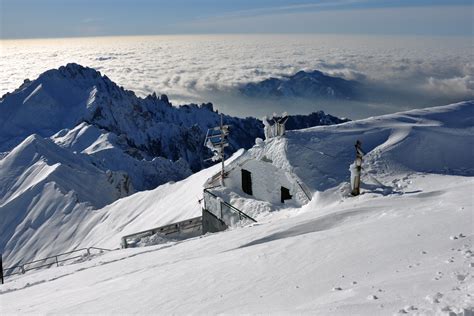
[398, 305, 418, 314]
[450, 233, 467, 240]
[331, 279, 382, 303]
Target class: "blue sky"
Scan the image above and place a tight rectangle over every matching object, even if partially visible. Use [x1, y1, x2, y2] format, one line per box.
[1, 0, 472, 39]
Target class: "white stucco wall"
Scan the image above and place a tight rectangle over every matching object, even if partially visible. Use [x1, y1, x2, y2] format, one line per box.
[224, 158, 307, 206]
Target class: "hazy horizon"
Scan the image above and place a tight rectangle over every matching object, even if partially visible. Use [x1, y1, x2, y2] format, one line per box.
[1, 0, 472, 39]
[2, 33, 473, 120]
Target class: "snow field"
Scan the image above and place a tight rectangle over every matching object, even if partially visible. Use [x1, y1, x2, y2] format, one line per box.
[1, 173, 472, 314]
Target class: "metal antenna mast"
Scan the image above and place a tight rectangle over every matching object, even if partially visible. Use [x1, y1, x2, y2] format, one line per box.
[219, 114, 225, 185]
[204, 113, 230, 186]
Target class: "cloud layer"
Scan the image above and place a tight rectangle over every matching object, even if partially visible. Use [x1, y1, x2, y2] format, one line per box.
[1, 34, 472, 119]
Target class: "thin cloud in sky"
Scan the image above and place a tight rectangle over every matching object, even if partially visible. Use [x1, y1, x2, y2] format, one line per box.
[173, 5, 473, 36]
[1, 0, 472, 39]
[202, 0, 367, 19]
[1, 34, 472, 119]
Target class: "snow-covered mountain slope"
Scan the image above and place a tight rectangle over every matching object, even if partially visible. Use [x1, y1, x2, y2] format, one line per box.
[1, 93, 473, 314]
[1, 171, 472, 314]
[0, 144, 242, 266]
[204, 101, 473, 223]
[51, 122, 192, 190]
[0, 63, 262, 175]
[272, 101, 473, 189]
[2, 101, 472, 267]
[240, 70, 360, 99]
[0, 64, 351, 267]
[78, 149, 244, 249]
[0, 134, 132, 265]
[0, 63, 348, 191]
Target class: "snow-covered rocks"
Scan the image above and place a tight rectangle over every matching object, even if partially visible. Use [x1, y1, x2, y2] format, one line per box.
[240, 70, 360, 99]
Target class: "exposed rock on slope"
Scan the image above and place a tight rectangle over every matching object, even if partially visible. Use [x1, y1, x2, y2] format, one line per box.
[0, 63, 349, 190]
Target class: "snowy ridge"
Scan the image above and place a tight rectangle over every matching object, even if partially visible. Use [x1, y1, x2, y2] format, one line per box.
[0, 63, 346, 190]
[0, 63, 263, 186]
[202, 101, 474, 222]
[51, 122, 192, 191]
[0, 135, 132, 265]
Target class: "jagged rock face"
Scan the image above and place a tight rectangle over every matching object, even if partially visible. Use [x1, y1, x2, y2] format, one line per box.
[0, 63, 349, 190]
[285, 111, 350, 129]
[239, 70, 360, 99]
[0, 64, 353, 264]
[0, 63, 263, 180]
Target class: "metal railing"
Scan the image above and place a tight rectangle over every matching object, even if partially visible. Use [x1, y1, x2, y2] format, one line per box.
[3, 247, 112, 278]
[203, 188, 257, 225]
[296, 180, 312, 201]
[121, 216, 203, 249]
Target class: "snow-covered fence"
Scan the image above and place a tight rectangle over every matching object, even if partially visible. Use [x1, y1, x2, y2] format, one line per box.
[120, 217, 203, 249]
[2, 247, 112, 280]
[203, 188, 257, 227]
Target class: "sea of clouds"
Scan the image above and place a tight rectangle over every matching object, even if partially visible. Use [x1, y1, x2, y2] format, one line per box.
[1, 34, 472, 119]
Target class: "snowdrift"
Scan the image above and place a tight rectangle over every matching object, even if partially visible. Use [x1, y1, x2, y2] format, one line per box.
[284, 100, 474, 191]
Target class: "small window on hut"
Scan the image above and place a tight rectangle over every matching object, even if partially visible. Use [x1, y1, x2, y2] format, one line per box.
[281, 186, 292, 203]
[241, 169, 253, 195]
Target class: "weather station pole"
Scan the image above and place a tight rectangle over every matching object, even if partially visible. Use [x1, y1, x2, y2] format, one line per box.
[351, 140, 364, 196]
[220, 114, 225, 186]
[204, 113, 230, 187]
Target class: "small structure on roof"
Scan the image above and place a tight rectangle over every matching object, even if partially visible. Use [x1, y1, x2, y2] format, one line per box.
[263, 112, 289, 140]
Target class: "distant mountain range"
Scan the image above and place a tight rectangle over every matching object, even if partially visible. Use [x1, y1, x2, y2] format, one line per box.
[239, 70, 360, 99]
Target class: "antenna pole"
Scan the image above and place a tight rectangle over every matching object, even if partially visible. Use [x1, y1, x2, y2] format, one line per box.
[351, 140, 363, 196]
[204, 112, 229, 187]
[220, 114, 225, 186]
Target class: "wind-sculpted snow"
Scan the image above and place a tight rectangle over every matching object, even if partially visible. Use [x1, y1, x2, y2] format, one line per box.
[209, 101, 474, 217]
[1, 101, 473, 316]
[6, 100, 468, 263]
[0, 135, 132, 265]
[263, 101, 474, 193]
[2, 156, 473, 315]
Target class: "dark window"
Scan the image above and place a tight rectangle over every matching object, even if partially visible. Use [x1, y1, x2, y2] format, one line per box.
[281, 186, 292, 203]
[241, 169, 252, 195]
